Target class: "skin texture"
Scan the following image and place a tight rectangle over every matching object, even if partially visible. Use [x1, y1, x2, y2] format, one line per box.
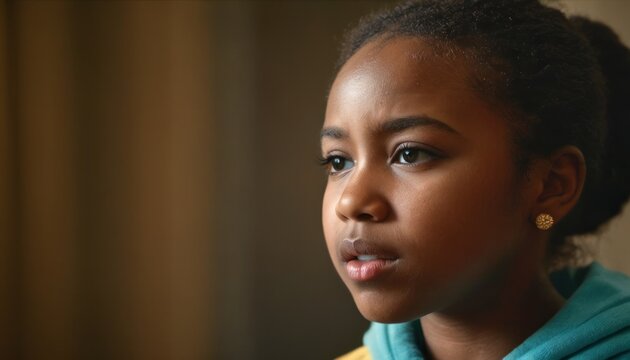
[321, 37, 585, 359]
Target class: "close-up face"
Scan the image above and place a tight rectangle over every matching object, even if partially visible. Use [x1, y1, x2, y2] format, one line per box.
[321, 37, 537, 323]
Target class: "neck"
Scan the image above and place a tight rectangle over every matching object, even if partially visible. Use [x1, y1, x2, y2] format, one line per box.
[420, 259, 565, 360]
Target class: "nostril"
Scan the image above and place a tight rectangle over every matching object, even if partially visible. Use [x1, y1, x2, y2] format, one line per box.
[357, 213, 374, 221]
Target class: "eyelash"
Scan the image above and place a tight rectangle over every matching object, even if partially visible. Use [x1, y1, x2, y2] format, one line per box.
[319, 144, 441, 175]
[318, 154, 352, 174]
[395, 143, 438, 165]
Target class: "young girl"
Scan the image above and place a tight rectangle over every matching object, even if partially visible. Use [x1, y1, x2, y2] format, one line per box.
[320, 0, 630, 359]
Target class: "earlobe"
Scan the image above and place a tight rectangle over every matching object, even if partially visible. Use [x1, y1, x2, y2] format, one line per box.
[531, 146, 586, 228]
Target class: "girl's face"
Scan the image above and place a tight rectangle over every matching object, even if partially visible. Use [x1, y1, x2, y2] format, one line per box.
[322, 37, 536, 323]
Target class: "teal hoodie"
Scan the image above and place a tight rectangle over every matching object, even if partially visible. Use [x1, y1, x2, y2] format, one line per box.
[364, 262, 630, 359]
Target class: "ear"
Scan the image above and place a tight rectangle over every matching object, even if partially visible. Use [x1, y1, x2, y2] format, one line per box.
[529, 146, 586, 227]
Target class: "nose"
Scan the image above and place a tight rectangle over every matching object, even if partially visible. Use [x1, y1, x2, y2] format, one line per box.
[335, 168, 391, 222]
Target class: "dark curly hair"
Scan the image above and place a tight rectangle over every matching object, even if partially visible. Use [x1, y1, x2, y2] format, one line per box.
[336, 0, 630, 268]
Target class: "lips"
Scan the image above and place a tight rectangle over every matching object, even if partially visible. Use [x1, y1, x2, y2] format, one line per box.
[339, 238, 398, 281]
[340, 238, 397, 261]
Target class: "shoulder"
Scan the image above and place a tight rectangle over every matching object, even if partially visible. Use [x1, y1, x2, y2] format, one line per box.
[336, 346, 371, 360]
[507, 262, 630, 359]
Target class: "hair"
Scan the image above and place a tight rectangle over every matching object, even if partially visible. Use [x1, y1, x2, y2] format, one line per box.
[335, 0, 630, 268]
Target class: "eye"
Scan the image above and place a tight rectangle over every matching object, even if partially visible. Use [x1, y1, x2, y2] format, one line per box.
[393, 145, 436, 165]
[319, 155, 354, 174]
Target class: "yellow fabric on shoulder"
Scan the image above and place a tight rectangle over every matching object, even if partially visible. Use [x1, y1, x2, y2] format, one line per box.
[336, 346, 371, 360]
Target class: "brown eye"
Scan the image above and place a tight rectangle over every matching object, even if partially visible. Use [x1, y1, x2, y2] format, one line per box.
[318, 154, 354, 175]
[331, 157, 344, 171]
[331, 156, 353, 172]
[325, 156, 353, 174]
[401, 149, 419, 163]
[394, 146, 435, 165]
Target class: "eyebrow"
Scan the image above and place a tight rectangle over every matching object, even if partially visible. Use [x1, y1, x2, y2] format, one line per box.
[320, 115, 460, 140]
[320, 126, 348, 139]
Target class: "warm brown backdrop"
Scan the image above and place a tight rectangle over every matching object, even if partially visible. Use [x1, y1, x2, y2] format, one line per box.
[1, 1, 628, 359]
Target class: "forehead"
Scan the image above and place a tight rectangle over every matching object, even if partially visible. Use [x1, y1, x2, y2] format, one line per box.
[325, 37, 478, 128]
[342, 37, 470, 87]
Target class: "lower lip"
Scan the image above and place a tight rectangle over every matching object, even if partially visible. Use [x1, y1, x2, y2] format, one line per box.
[345, 259, 395, 281]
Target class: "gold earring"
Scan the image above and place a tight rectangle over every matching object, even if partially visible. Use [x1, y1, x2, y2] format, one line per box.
[535, 213, 554, 230]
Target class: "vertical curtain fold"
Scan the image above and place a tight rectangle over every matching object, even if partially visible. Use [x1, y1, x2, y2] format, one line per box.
[2, 2, 215, 359]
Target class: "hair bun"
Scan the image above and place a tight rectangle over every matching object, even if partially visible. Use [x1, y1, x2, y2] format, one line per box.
[568, 16, 630, 236]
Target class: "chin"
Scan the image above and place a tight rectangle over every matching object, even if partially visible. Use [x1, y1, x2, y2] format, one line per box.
[352, 288, 427, 323]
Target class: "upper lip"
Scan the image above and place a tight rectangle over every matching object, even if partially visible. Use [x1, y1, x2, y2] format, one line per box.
[339, 238, 398, 262]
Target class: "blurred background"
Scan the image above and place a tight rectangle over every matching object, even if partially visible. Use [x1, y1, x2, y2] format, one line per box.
[1, 1, 629, 359]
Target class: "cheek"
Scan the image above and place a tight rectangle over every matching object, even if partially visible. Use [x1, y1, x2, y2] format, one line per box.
[396, 155, 522, 281]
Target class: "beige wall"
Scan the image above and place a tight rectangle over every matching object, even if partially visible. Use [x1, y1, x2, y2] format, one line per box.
[2, 2, 215, 359]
